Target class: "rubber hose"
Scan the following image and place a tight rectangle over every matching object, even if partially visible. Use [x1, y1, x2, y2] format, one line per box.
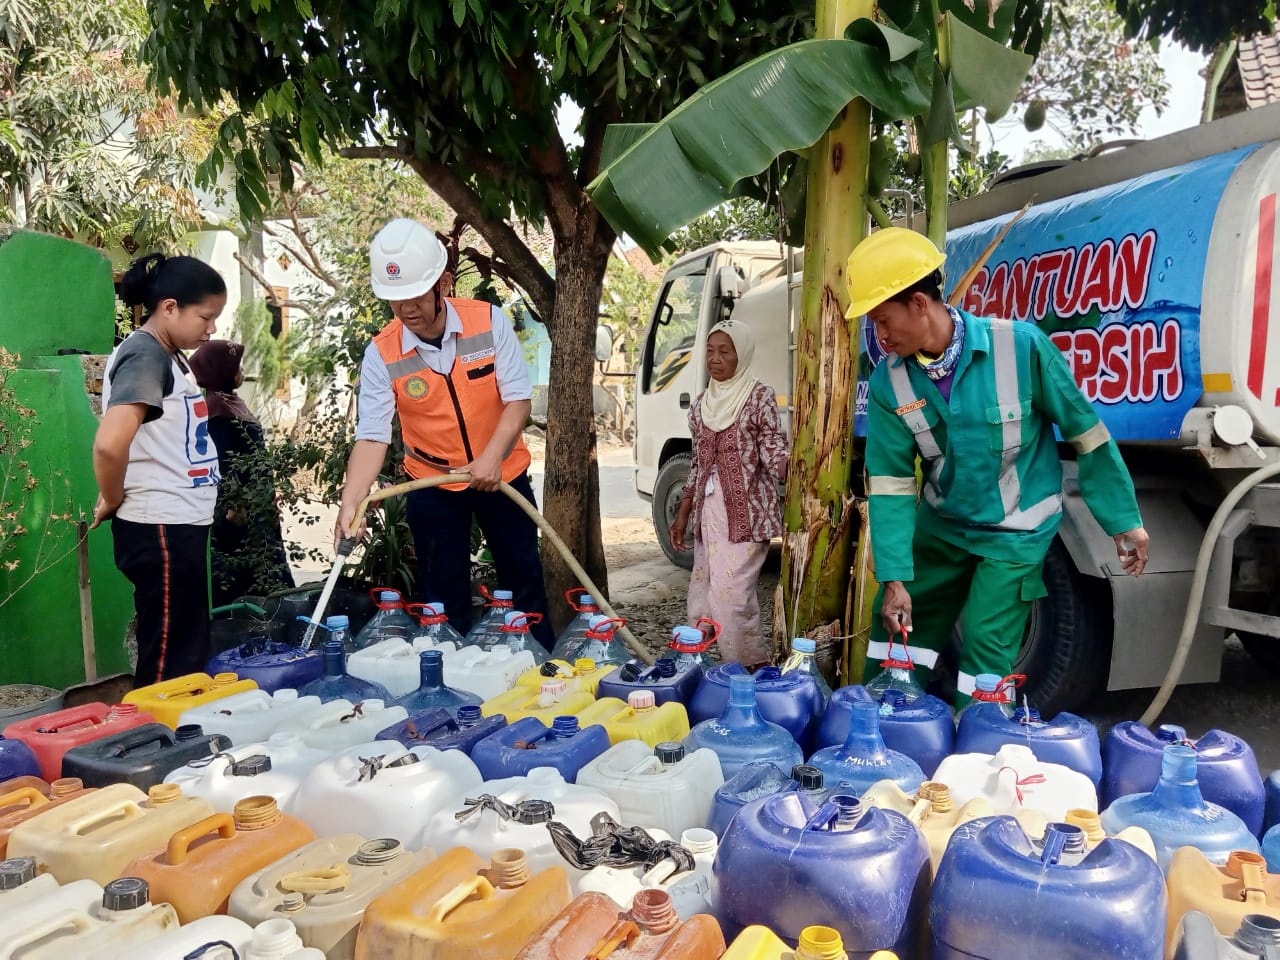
[351, 473, 655, 664]
[1139, 458, 1280, 726]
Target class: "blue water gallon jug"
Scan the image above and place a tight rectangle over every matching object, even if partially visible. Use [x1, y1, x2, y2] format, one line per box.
[597, 657, 701, 707]
[406, 602, 466, 647]
[708, 762, 835, 838]
[956, 673, 1102, 787]
[817, 685, 955, 778]
[684, 674, 804, 781]
[395, 649, 482, 716]
[463, 587, 516, 648]
[206, 641, 323, 694]
[471, 714, 611, 783]
[351, 588, 417, 650]
[1104, 722, 1265, 836]
[298, 638, 394, 704]
[930, 816, 1167, 959]
[1262, 824, 1280, 873]
[1173, 910, 1280, 959]
[376, 704, 507, 755]
[807, 698, 925, 796]
[715, 792, 930, 953]
[1265, 773, 1280, 836]
[1102, 744, 1260, 870]
[0, 737, 39, 782]
[690, 664, 824, 750]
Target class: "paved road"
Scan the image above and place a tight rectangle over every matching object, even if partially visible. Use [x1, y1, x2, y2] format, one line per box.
[529, 449, 649, 520]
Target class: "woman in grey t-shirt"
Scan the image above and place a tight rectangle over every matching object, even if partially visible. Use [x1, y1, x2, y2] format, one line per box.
[91, 253, 228, 685]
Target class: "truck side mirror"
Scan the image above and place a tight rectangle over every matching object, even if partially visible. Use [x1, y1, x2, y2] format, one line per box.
[595, 324, 614, 363]
[717, 265, 742, 300]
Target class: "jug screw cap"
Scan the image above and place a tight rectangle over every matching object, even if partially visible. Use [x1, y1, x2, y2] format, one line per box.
[656, 741, 685, 764]
[574, 658, 597, 673]
[103, 877, 150, 911]
[0, 857, 36, 890]
[917, 781, 953, 813]
[175, 723, 203, 741]
[1157, 723, 1189, 743]
[232, 754, 273, 777]
[628, 690, 656, 711]
[491, 848, 531, 888]
[456, 705, 482, 726]
[796, 925, 846, 960]
[281, 892, 306, 912]
[540, 678, 568, 697]
[514, 799, 555, 824]
[792, 764, 825, 791]
[356, 838, 403, 865]
[212, 672, 240, 686]
[631, 888, 679, 933]
[654, 658, 677, 678]
[50, 778, 83, 798]
[234, 795, 283, 830]
[148, 783, 181, 804]
[325, 615, 350, 630]
[791, 637, 816, 654]
[1235, 915, 1280, 950]
[109, 703, 138, 717]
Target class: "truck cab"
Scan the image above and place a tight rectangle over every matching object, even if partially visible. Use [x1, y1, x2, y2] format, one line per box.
[632, 103, 1280, 713]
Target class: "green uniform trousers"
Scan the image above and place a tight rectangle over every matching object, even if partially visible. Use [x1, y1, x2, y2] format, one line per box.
[862, 525, 1048, 707]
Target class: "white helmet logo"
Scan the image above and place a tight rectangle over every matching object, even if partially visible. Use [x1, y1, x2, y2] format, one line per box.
[385, 261, 401, 278]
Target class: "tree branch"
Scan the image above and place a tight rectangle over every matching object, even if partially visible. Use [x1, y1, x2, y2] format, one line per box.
[232, 251, 317, 316]
[575, 102, 618, 187]
[340, 143, 557, 324]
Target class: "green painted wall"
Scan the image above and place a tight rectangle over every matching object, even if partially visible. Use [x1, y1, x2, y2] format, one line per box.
[0, 229, 134, 687]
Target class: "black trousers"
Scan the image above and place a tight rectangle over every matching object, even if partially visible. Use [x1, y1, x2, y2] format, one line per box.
[112, 517, 212, 685]
[404, 471, 555, 650]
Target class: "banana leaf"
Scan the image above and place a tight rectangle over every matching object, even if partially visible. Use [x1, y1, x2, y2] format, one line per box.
[587, 28, 929, 257]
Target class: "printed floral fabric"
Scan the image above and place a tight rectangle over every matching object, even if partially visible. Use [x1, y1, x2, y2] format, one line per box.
[681, 381, 788, 544]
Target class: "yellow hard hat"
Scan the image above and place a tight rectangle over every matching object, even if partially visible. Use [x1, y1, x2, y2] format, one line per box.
[844, 227, 946, 318]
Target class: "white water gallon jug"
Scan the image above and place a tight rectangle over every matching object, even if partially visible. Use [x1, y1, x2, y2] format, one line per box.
[164, 732, 333, 813]
[576, 827, 718, 919]
[0, 876, 179, 960]
[418, 765, 619, 880]
[291, 740, 482, 846]
[122, 915, 251, 960]
[230, 835, 436, 960]
[177, 689, 328, 746]
[931, 743, 1098, 820]
[443, 645, 537, 701]
[577, 739, 723, 837]
[348, 638, 458, 699]
[275, 698, 409, 751]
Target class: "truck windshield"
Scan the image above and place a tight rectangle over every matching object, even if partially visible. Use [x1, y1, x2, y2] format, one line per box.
[643, 267, 706, 394]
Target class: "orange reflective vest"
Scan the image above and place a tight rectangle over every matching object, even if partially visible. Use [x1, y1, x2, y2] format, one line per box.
[373, 298, 531, 490]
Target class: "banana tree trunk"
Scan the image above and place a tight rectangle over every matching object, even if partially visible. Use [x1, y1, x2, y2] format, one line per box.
[777, 0, 874, 677]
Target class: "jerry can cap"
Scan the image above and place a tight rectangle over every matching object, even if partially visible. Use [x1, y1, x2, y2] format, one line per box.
[628, 690, 656, 710]
[655, 741, 685, 764]
[174, 723, 203, 741]
[103, 877, 150, 911]
[654, 658, 676, 678]
[0, 857, 36, 889]
[514, 799, 555, 824]
[791, 637, 816, 654]
[792, 764, 825, 790]
[232, 754, 272, 777]
[540, 678, 568, 697]
[493, 589, 514, 600]
[325, 615, 350, 630]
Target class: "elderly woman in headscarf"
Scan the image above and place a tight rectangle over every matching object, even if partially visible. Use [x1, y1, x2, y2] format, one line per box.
[188, 340, 295, 605]
[669, 318, 789, 666]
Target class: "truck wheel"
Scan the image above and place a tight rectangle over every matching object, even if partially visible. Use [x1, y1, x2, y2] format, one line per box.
[937, 540, 1110, 714]
[652, 452, 695, 570]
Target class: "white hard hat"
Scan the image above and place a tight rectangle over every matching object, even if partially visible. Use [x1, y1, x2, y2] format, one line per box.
[369, 218, 448, 301]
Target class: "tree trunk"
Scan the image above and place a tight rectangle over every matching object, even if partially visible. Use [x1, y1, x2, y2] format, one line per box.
[540, 217, 614, 632]
[777, 0, 874, 678]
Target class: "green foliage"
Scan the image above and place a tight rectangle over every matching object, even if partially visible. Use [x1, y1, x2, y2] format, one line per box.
[675, 199, 780, 253]
[1112, 0, 1275, 53]
[601, 252, 669, 367]
[0, 0, 209, 250]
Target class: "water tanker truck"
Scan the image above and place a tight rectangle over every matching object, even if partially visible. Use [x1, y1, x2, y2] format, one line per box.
[631, 102, 1280, 712]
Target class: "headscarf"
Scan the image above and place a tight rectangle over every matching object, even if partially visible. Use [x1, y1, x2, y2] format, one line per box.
[188, 340, 258, 423]
[700, 318, 760, 432]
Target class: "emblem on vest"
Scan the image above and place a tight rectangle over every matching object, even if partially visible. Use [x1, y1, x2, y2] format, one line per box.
[405, 375, 428, 398]
[895, 398, 927, 415]
[459, 347, 496, 364]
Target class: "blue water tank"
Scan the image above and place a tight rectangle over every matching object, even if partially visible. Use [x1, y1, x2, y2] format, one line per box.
[817, 684, 954, 778]
[690, 663, 824, 749]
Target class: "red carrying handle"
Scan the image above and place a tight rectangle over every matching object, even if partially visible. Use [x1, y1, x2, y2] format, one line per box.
[500, 612, 544, 632]
[880, 622, 915, 670]
[369, 586, 404, 609]
[695, 618, 720, 643]
[972, 673, 1027, 704]
[405, 603, 447, 625]
[564, 588, 599, 612]
[585, 616, 626, 639]
[479, 585, 514, 607]
[669, 619, 718, 653]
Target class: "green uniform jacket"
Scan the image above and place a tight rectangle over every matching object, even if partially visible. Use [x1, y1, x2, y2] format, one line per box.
[866, 309, 1142, 582]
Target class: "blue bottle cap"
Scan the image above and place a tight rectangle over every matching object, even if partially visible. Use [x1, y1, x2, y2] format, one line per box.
[379, 590, 400, 601]
[588, 614, 613, 630]
[503, 610, 529, 628]
[671, 626, 702, 644]
[493, 589, 514, 601]
[325, 615, 350, 630]
[973, 673, 1001, 693]
[424, 602, 445, 615]
[792, 637, 816, 654]
[579, 594, 595, 605]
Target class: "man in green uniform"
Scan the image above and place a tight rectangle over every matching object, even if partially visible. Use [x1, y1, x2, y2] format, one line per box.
[852, 228, 1149, 706]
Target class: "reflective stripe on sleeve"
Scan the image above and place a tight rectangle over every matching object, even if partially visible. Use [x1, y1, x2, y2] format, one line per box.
[865, 640, 941, 670]
[868, 475, 919, 496]
[1068, 420, 1112, 455]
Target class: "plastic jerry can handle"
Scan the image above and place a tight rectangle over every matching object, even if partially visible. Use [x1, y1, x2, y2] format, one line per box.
[69, 795, 145, 835]
[587, 919, 641, 960]
[166, 812, 236, 865]
[34, 704, 102, 734]
[279, 864, 352, 893]
[0, 787, 48, 812]
[111, 726, 176, 755]
[426, 875, 496, 923]
[9, 908, 94, 951]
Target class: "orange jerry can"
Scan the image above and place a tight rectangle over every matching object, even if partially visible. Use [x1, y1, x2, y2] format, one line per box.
[514, 889, 726, 960]
[123, 795, 315, 923]
[0, 778, 95, 858]
[356, 846, 572, 960]
[0, 776, 49, 796]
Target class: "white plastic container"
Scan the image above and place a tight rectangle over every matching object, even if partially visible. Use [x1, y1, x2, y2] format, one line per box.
[177, 689, 328, 746]
[348, 638, 458, 699]
[274, 698, 409, 751]
[0, 857, 59, 909]
[291, 740, 482, 846]
[576, 739, 723, 837]
[417, 765, 619, 880]
[121, 915, 252, 960]
[164, 732, 334, 813]
[443, 645, 537, 701]
[229, 835, 437, 960]
[0, 876, 179, 960]
[576, 826, 718, 919]
[242, 918, 326, 959]
[931, 743, 1099, 820]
